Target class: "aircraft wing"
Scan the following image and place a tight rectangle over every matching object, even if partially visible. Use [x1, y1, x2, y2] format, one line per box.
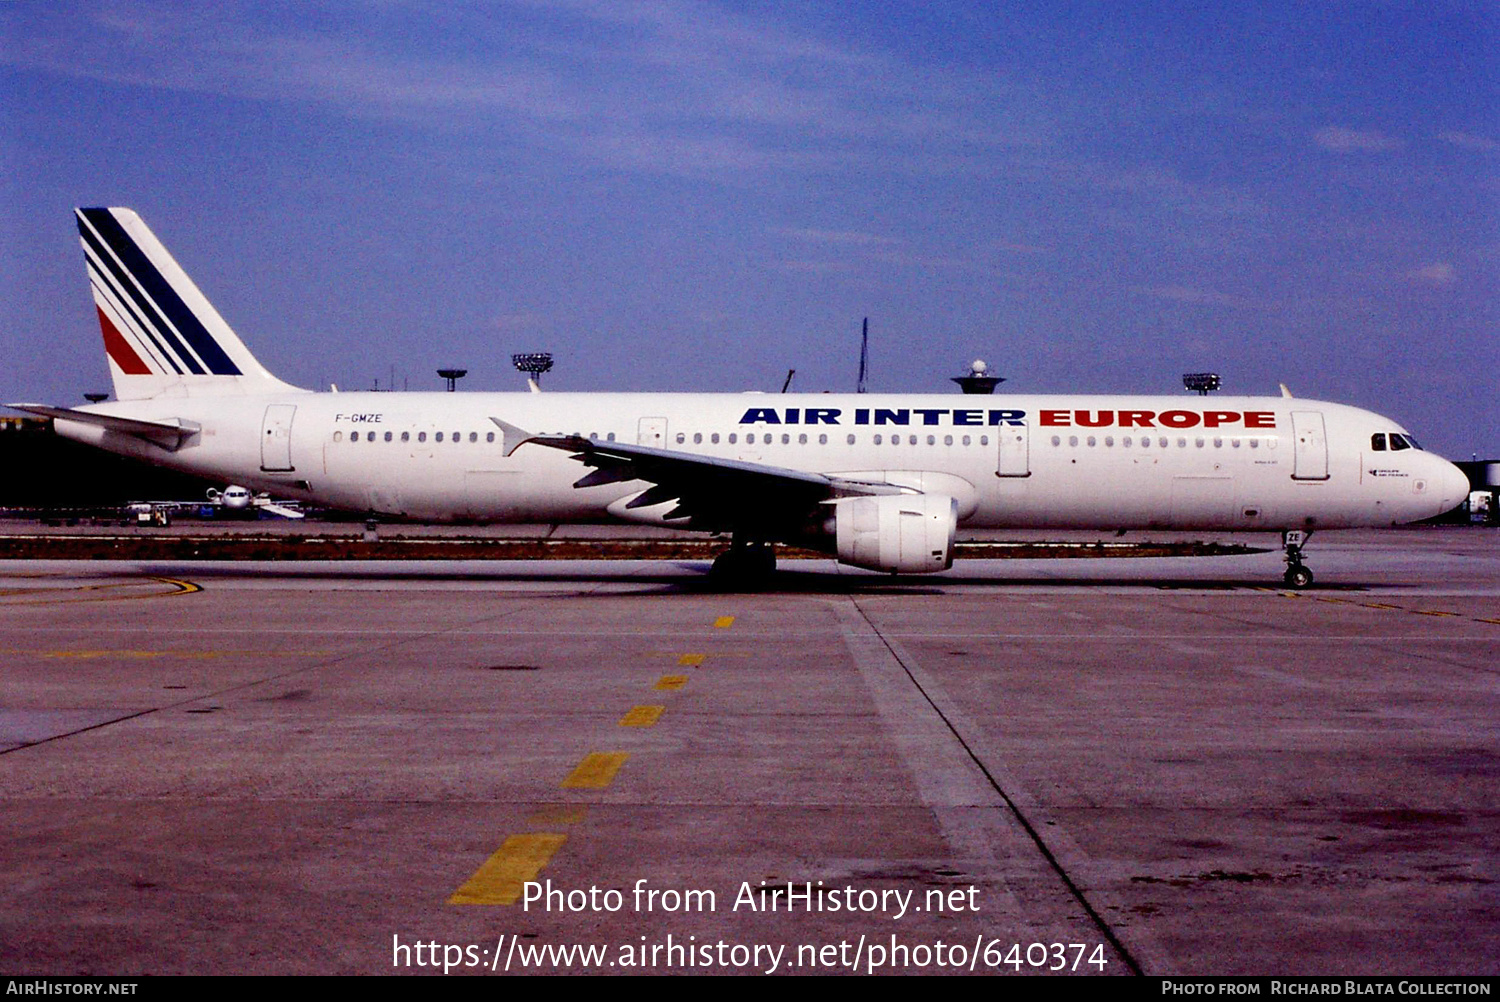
[254, 500, 306, 519]
[6, 403, 199, 449]
[492, 418, 904, 532]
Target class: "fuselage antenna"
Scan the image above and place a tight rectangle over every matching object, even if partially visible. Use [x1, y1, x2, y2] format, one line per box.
[857, 317, 869, 394]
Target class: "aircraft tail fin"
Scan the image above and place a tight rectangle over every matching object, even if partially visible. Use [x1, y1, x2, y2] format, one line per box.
[74, 207, 305, 400]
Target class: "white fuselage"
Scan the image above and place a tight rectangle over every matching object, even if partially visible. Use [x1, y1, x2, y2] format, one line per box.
[52, 391, 1469, 533]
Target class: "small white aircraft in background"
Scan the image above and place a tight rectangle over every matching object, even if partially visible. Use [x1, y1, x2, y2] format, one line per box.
[7, 208, 1471, 586]
[204, 485, 305, 519]
[124, 485, 305, 525]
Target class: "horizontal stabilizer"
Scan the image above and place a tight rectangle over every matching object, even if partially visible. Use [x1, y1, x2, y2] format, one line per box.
[6, 403, 198, 449]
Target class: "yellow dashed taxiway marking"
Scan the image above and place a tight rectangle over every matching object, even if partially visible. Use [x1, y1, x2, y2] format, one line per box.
[677, 653, 706, 667]
[713, 616, 735, 629]
[561, 752, 630, 789]
[448, 833, 567, 906]
[619, 705, 664, 728]
[1411, 610, 1460, 618]
[653, 675, 689, 691]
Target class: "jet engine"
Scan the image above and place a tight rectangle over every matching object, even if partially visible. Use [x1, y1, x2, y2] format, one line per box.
[829, 493, 957, 573]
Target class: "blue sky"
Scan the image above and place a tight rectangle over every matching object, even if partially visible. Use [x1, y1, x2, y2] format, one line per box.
[2, 1, 1495, 457]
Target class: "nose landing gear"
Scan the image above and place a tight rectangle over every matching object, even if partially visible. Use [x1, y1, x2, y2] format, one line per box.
[1282, 530, 1314, 588]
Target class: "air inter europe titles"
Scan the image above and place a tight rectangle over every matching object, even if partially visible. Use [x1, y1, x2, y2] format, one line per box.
[737, 407, 1278, 429]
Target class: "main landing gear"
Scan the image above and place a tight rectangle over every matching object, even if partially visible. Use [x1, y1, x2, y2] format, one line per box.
[1282, 529, 1314, 589]
[708, 537, 776, 589]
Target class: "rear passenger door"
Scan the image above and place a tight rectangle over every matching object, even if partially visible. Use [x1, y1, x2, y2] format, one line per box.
[996, 422, 1030, 477]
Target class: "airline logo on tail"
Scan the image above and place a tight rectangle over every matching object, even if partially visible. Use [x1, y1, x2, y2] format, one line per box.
[76, 207, 242, 377]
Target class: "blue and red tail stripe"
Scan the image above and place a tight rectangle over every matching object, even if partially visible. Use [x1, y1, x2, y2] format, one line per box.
[76, 208, 241, 377]
[94, 305, 152, 375]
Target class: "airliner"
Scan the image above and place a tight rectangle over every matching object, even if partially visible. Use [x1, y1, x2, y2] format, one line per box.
[7, 208, 1470, 586]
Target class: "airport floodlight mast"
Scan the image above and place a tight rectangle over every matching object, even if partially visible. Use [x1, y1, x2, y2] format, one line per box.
[512, 352, 554, 391]
[952, 358, 1004, 395]
[437, 368, 468, 392]
[1183, 372, 1222, 396]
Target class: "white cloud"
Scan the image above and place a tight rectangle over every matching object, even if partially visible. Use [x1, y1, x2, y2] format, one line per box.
[1313, 127, 1402, 153]
[1406, 263, 1458, 286]
[775, 228, 897, 247]
[1437, 131, 1500, 152]
[0, 2, 1048, 181]
[1137, 285, 1259, 309]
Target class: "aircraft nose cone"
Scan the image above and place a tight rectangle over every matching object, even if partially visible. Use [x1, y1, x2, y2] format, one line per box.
[1437, 460, 1471, 509]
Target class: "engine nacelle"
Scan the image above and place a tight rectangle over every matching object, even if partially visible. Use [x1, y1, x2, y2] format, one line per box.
[831, 494, 957, 574]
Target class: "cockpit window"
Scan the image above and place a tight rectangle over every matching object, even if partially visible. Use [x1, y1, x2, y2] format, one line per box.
[1389, 434, 1411, 452]
[1370, 433, 1386, 451]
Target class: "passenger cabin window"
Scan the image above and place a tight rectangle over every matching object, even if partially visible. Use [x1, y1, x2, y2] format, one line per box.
[1371, 433, 1387, 451]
